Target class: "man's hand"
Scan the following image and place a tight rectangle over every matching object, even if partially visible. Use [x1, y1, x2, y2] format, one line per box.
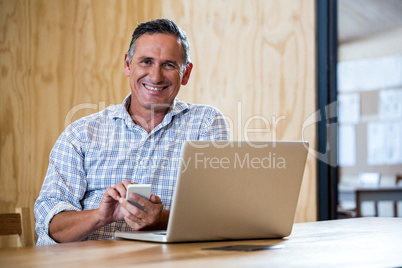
[119, 192, 168, 230]
[97, 180, 135, 225]
[49, 180, 136, 243]
[49, 180, 169, 243]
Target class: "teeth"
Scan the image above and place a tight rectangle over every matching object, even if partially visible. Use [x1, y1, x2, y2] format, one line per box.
[144, 84, 164, 91]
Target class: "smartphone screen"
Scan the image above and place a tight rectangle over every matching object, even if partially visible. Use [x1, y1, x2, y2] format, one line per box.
[125, 184, 152, 211]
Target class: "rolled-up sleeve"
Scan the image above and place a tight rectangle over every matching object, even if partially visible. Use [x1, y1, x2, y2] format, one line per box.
[34, 125, 87, 245]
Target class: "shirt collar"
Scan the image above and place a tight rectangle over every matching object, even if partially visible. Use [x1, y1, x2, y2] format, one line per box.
[110, 93, 189, 127]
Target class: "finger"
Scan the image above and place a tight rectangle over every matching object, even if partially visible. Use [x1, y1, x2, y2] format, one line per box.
[120, 201, 141, 219]
[114, 182, 128, 198]
[127, 194, 152, 214]
[120, 195, 162, 227]
[129, 194, 154, 212]
[119, 200, 147, 229]
[135, 195, 163, 225]
[123, 215, 146, 231]
[149, 194, 162, 204]
[104, 187, 121, 201]
[120, 206, 144, 225]
[122, 180, 134, 188]
[148, 194, 163, 214]
[120, 197, 147, 218]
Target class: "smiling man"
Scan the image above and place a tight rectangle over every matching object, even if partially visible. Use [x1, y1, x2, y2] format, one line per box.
[34, 19, 229, 245]
[125, 29, 193, 132]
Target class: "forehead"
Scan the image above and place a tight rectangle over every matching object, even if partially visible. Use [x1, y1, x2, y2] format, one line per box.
[134, 33, 184, 62]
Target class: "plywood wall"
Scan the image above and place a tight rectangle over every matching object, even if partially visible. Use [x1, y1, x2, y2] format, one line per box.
[163, 0, 317, 223]
[0, 0, 162, 247]
[0, 0, 316, 247]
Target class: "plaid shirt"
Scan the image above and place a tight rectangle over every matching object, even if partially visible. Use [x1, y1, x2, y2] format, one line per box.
[34, 94, 229, 245]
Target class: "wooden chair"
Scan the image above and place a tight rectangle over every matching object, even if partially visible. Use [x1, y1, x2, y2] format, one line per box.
[338, 172, 381, 218]
[394, 174, 402, 217]
[396, 174, 402, 186]
[0, 207, 35, 247]
[358, 172, 381, 216]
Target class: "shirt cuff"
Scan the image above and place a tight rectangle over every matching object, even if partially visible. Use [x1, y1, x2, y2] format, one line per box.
[35, 201, 80, 246]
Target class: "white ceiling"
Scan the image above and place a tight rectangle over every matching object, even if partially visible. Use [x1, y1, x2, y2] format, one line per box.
[338, 0, 402, 44]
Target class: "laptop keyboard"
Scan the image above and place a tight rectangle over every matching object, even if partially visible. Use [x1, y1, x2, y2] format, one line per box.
[153, 231, 167, 236]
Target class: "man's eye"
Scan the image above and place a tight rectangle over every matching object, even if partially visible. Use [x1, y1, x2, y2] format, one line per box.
[163, 63, 176, 69]
[140, 60, 152, 65]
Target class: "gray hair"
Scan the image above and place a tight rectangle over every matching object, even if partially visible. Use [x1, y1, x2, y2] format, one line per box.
[127, 19, 191, 66]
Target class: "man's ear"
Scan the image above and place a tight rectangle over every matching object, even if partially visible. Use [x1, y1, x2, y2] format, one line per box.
[123, 53, 131, 77]
[181, 62, 193, 86]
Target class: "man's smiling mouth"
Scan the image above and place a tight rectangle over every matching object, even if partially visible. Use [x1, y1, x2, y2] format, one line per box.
[144, 84, 167, 91]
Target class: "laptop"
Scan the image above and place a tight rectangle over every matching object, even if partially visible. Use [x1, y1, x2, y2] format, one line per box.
[115, 140, 309, 243]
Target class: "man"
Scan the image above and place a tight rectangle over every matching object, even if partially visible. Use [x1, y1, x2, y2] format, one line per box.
[34, 19, 229, 245]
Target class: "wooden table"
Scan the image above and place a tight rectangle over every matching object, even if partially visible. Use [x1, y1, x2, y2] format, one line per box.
[1, 218, 401, 267]
[339, 186, 402, 216]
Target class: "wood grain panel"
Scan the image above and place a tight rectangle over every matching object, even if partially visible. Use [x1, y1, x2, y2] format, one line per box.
[163, 0, 317, 222]
[1, 0, 316, 248]
[0, 0, 161, 247]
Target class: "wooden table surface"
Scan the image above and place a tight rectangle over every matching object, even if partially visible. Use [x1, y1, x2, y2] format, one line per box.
[1, 217, 401, 267]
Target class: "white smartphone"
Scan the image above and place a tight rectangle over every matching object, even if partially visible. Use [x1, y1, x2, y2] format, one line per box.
[125, 184, 152, 211]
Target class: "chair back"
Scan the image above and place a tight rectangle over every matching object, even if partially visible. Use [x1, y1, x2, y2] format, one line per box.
[0, 207, 35, 247]
[358, 172, 380, 187]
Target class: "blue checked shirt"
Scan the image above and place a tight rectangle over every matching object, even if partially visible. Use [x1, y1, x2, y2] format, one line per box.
[34, 94, 229, 245]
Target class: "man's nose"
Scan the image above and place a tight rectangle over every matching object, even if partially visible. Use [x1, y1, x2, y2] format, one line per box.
[148, 65, 164, 84]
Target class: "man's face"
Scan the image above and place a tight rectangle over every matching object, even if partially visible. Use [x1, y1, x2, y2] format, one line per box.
[124, 33, 192, 114]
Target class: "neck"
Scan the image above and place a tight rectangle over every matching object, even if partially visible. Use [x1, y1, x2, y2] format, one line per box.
[128, 104, 169, 133]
